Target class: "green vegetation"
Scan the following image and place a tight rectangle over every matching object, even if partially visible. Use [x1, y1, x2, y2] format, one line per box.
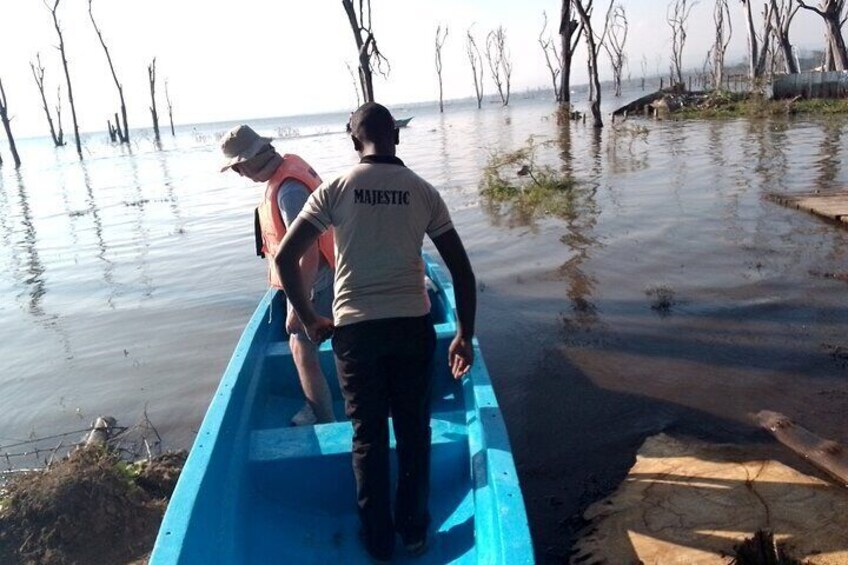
[673, 91, 848, 119]
[480, 137, 578, 220]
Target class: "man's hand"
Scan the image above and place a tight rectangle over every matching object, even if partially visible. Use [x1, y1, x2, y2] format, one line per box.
[286, 308, 304, 335]
[448, 334, 474, 379]
[305, 315, 335, 344]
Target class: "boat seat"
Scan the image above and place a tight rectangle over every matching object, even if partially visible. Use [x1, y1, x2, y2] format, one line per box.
[250, 412, 467, 463]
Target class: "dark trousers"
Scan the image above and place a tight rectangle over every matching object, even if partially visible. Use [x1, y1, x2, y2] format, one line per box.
[332, 315, 436, 559]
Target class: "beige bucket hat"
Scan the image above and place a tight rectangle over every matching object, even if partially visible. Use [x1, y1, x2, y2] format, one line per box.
[219, 124, 272, 172]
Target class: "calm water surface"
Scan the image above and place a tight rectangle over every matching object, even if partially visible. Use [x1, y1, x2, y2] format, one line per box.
[1, 90, 847, 560]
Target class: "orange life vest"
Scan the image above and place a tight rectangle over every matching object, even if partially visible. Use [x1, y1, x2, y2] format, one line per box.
[255, 154, 335, 289]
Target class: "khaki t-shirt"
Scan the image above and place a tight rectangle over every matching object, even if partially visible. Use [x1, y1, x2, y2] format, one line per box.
[299, 157, 453, 327]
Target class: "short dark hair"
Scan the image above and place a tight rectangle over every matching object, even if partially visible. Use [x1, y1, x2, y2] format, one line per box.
[349, 102, 396, 144]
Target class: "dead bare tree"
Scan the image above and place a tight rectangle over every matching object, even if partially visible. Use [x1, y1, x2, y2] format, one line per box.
[573, 0, 616, 128]
[466, 27, 485, 109]
[640, 54, 649, 89]
[435, 25, 449, 113]
[711, 0, 733, 88]
[46, 0, 82, 158]
[148, 58, 160, 141]
[769, 0, 800, 73]
[30, 53, 64, 147]
[88, 0, 128, 143]
[165, 79, 175, 136]
[560, 1, 584, 105]
[741, 0, 775, 81]
[341, 0, 390, 103]
[539, 11, 564, 101]
[0, 78, 22, 168]
[668, 0, 698, 87]
[796, 0, 848, 70]
[603, 3, 628, 97]
[485, 26, 513, 106]
[344, 62, 361, 107]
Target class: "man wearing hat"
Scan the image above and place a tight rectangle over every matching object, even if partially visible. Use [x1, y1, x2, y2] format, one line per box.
[220, 124, 336, 426]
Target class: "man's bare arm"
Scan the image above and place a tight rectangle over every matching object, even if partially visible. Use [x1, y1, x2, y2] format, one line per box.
[275, 217, 333, 341]
[432, 228, 476, 377]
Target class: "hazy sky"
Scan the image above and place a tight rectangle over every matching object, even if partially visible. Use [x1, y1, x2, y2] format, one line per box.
[0, 0, 831, 137]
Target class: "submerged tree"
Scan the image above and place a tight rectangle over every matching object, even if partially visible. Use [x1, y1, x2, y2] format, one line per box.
[560, 0, 584, 106]
[742, 0, 775, 81]
[572, 0, 615, 127]
[711, 0, 733, 88]
[539, 11, 563, 101]
[0, 78, 22, 168]
[604, 3, 628, 97]
[148, 58, 160, 141]
[46, 0, 82, 158]
[341, 0, 390, 103]
[796, 0, 848, 70]
[466, 27, 485, 109]
[485, 26, 513, 106]
[770, 0, 800, 73]
[435, 25, 449, 113]
[165, 79, 175, 136]
[30, 53, 64, 147]
[667, 0, 697, 87]
[88, 0, 128, 143]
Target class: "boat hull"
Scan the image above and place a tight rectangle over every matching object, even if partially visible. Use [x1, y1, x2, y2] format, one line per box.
[151, 255, 533, 563]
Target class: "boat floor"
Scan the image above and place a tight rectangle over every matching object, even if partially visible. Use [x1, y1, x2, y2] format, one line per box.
[244, 407, 477, 563]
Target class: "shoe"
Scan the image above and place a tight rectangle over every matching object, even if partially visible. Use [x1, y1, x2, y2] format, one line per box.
[290, 403, 317, 426]
[358, 527, 393, 563]
[404, 535, 428, 557]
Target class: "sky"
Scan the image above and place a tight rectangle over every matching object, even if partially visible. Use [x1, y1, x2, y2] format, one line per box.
[0, 0, 833, 137]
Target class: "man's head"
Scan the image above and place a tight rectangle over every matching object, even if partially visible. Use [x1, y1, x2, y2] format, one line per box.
[219, 125, 279, 181]
[348, 102, 399, 156]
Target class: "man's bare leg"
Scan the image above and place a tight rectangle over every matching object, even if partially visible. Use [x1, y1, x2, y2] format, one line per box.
[290, 338, 335, 423]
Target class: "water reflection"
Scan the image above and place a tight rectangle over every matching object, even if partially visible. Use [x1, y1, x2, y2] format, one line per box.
[13, 171, 46, 317]
[79, 161, 117, 308]
[127, 156, 154, 300]
[158, 150, 185, 231]
[558, 124, 601, 325]
[816, 121, 843, 192]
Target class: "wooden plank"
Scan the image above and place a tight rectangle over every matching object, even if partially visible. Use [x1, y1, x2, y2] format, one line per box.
[768, 191, 848, 225]
[758, 410, 848, 488]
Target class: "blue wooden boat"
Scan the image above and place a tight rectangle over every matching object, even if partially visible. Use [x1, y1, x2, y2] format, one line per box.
[150, 255, 533, 563]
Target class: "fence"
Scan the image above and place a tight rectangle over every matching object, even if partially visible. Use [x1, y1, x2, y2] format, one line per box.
[773, 71, 848, 100]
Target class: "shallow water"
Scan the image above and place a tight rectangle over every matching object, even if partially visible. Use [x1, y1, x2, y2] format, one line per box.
[1, 88, 847, 560]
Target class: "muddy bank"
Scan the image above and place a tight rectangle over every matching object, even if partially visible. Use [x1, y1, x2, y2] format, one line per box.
[0, 446, 184, 564]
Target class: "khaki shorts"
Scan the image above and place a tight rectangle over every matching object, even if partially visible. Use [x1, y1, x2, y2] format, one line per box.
[287, 285, 334, 345]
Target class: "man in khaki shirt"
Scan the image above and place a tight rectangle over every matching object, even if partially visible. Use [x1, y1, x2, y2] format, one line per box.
[275, 103, 476, 561]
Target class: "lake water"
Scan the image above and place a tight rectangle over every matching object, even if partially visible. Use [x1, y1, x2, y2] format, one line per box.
[1, 85, 847, 560]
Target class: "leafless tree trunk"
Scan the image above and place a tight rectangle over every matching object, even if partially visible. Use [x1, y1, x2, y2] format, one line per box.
[148, 58, 160, 141]
[88, 0, 128, 143]
[466, 27, 485, 109]
[539, 11, 564, 101]
[742, 0, 775, 81]
[55, 86, 65, 145]
[341, 0, 390, 104]
[107, 119, 117, 142]
[604, 3, 628, 97]
[668, 0, 697, 87]
[344, 62, 361, 107]
[560, 1, 584, 105]
[0, 78, 22, 168]
[797, 0, 848, 70]
[640, 54, 649, 89]
[435, 25, 449, 113]
[770, 0, 800, 72]
[46, 0, 82, 158]
[711, 0, 733, 88]
[30, 53, 64, 147]
[573, 0, 615, 128]
[485, 26, 513, 106]
[165, 79, 175, 136]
